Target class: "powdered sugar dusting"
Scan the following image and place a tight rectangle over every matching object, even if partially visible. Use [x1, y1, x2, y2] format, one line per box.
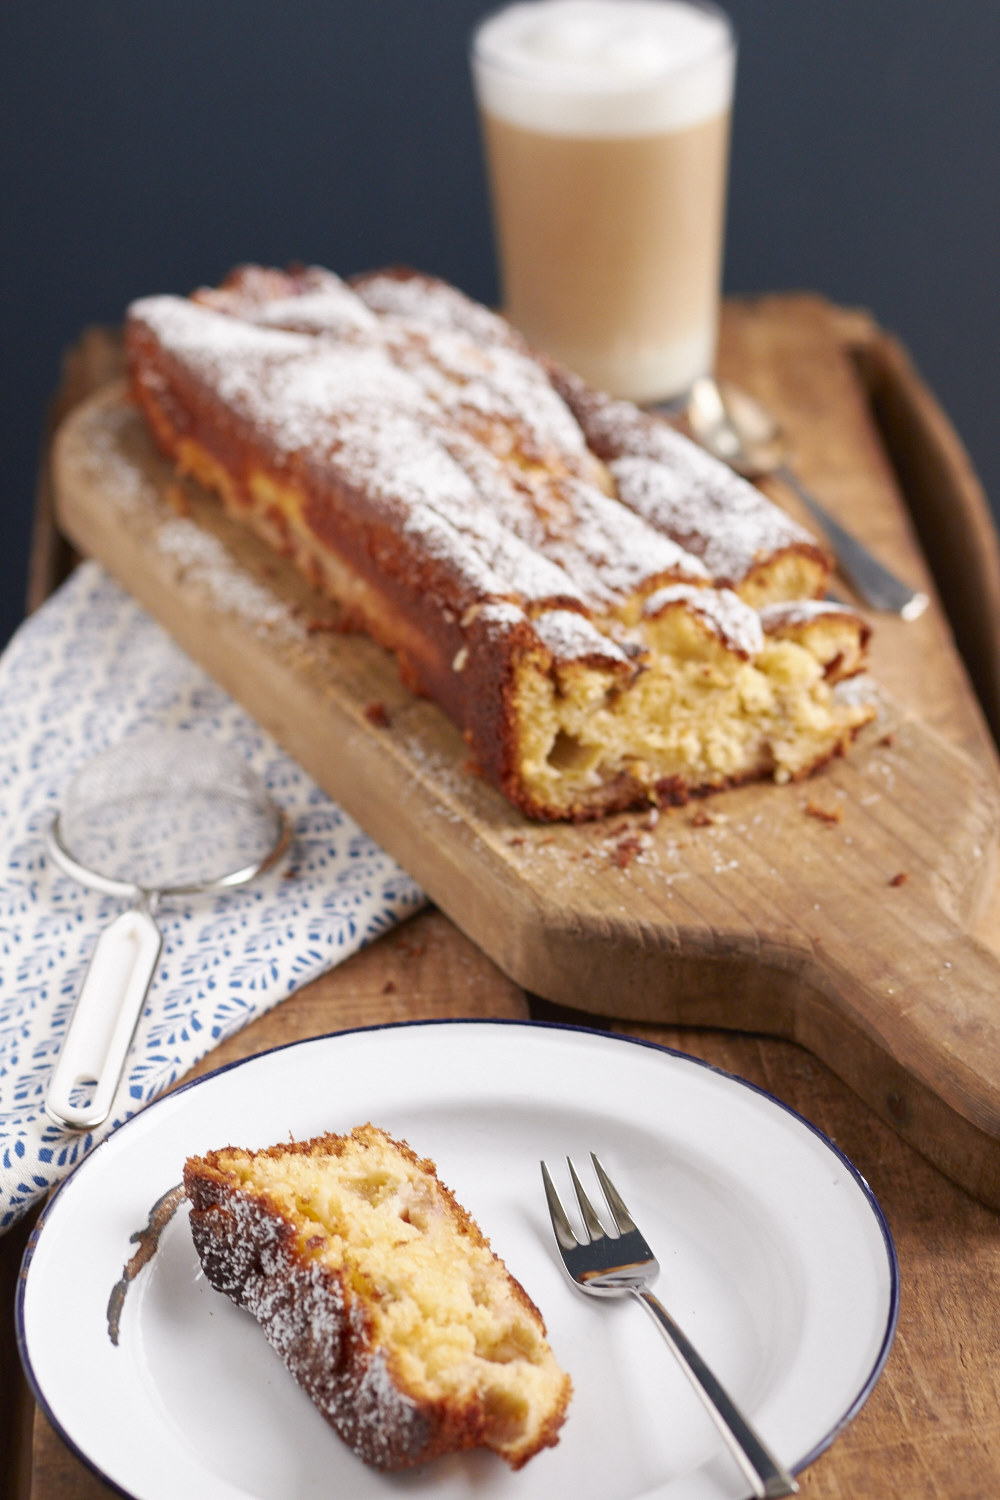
[548, 478, 708, 602]
[474, 600, 526, 631]
[352, 269, 526, 353]
[834, 672, 881, 711]
[611, 451, 814, 587]
[644, 584, 765, 657]
[129, 288, 714, 617]
[313, 408, 590, 611]
[75, 397, 163, 512]
[188, 1179, 432, 1470]
[533, 609, 632, 665]
[195, 264, 379, 336]
[197, 267, 588, 478]
[156, 517, 305, 639]
[251, 288, 379, 337]
[546, 367, 822, 587]
[131, 295, 314, 363]
[428, 426, 701, 610]
[760, 599, 864, 630]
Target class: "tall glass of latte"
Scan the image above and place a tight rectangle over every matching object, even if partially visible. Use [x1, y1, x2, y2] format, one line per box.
[471, 0, 735, 403]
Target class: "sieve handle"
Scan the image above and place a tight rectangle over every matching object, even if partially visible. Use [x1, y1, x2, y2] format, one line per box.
[46, 906, 163, 1131]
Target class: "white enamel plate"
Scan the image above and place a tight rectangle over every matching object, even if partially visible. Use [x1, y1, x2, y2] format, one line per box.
[18, 1020, 898, 1499]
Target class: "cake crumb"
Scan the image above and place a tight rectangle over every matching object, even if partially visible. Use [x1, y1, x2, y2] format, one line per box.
[612, 835, 643, 869]
[689, 808, 714, 827]
[806, 801, 842, 825]
[364, 701, 391, 728]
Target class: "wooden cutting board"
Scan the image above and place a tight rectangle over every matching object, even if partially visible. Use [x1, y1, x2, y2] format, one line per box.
[50, 303, 1000, 1210]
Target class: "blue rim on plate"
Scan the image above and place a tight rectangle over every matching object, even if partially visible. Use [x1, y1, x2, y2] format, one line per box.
[17, 1017, 900, 1499]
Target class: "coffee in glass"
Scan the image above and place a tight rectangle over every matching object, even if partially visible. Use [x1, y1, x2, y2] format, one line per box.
[472, 0, 736, 403]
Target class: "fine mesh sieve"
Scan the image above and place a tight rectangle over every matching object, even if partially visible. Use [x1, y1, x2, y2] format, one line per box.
[45, 731, 292, 1131]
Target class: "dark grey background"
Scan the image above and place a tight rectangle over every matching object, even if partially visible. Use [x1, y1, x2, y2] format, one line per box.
[2, 1, 998, 651]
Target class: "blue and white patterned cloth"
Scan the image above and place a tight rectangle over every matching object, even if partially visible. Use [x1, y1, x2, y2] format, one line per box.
[0, 563, 425, 1231]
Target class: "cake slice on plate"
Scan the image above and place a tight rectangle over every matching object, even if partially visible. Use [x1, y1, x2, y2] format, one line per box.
[184, 1124, 571, 1471]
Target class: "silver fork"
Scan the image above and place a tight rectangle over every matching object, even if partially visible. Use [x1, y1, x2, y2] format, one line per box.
[541, 1154, 798, 1499]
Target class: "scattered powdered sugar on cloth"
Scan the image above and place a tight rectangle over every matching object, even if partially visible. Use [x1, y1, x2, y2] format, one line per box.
[0, 563, 425, 1231]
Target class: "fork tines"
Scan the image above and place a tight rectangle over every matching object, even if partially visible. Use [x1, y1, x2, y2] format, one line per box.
[542, 1153, 643, 1245]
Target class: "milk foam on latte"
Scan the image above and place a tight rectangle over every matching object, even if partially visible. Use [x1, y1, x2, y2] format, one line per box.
[474, 0, 733, 135]
[472, 0, 735, 400]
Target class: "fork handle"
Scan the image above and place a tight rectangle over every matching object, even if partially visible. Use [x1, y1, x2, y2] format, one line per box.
[632, 1288, 798, 1498]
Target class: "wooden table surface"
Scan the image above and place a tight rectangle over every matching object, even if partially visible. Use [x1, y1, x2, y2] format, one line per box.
[6, 295, 1000, 1500]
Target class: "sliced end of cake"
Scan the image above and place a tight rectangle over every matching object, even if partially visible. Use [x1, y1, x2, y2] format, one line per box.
[467, 590, 874, 820]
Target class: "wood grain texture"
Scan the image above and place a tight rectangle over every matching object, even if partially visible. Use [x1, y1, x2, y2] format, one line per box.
[49, 304, 1000, 1207]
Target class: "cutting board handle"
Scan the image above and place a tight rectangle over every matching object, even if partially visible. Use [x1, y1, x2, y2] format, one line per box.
[799, 907, 1000, 1205]
[470, 863, 1000, 1210]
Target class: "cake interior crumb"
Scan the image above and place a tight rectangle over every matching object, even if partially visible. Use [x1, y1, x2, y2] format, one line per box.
[217, 1133, 563, 1454]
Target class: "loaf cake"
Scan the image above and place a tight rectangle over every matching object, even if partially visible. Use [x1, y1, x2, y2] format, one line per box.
[126, 263, 874, 819]
[183, 1124, 571, 1471]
